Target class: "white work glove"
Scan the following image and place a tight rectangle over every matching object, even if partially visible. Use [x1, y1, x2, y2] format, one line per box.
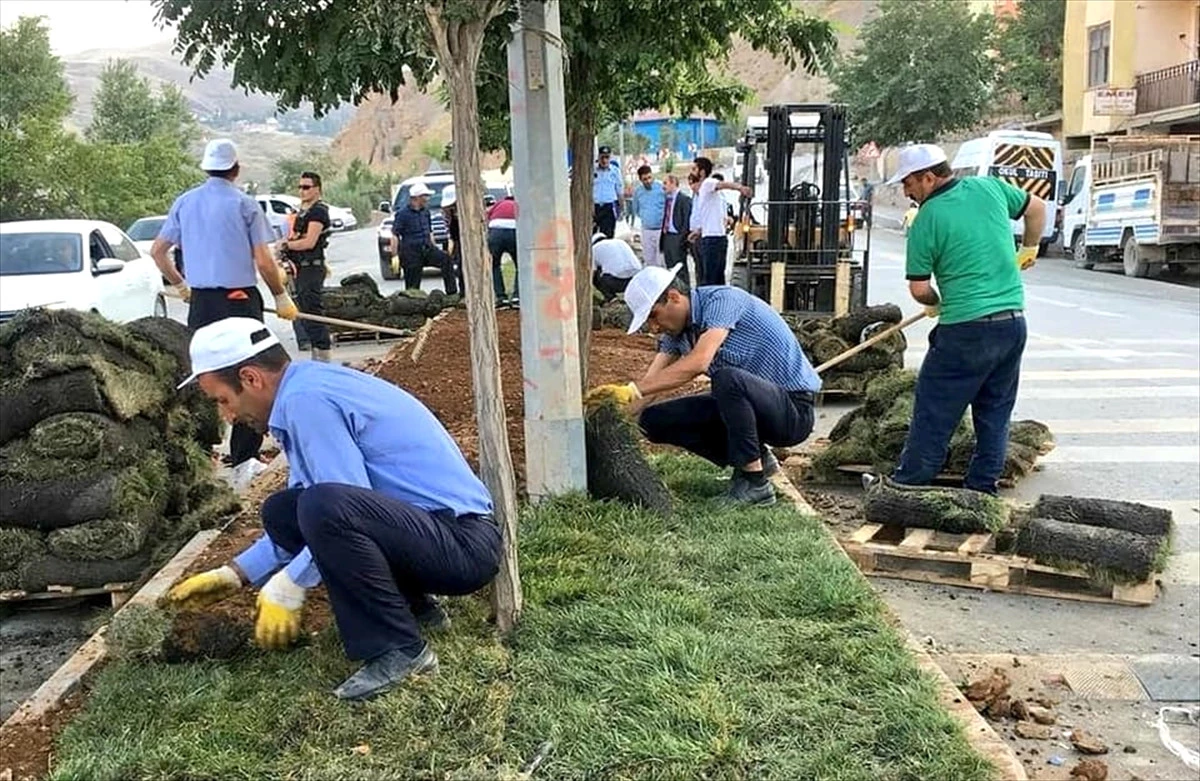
[173, 282, 192, 302]
[273, 292, 299, 320]
[255, 569, 306, 651]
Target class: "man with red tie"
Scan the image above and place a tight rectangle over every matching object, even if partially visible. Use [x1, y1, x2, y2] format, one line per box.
[659, 175, 693, 280]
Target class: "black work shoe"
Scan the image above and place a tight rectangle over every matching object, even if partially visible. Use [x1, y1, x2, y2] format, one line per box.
[761, 448, 780, 479]
[414, 602, 451, 633]
[333, 644, 438, 701]
[725, 474, 777, 506]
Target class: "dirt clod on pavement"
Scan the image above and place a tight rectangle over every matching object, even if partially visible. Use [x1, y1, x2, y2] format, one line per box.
[1027, 704, 1057, 725]
[1071, 729, 1111, 755]
[964, 667, 1011, 709]
[1014, 722, 1053, 740]
[1069, 758, 1109, 781]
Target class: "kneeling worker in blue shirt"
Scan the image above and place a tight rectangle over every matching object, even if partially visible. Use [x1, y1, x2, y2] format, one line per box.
[166, 318, 501, 700]
[585, 266, 821, 506]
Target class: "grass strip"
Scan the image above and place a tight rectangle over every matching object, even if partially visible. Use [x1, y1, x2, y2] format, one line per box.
[51, 454, 991, 781]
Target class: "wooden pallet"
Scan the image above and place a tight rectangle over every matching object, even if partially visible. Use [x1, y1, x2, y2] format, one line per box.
[840, 523, 1158, 606]
[0, 581, 135, 609]
[329, 328, 413, 346]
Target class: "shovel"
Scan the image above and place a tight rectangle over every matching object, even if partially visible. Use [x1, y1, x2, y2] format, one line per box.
[814, 311, 927, 375]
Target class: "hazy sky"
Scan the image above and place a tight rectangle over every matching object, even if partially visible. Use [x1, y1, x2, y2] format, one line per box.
[0, 0, 173, 55]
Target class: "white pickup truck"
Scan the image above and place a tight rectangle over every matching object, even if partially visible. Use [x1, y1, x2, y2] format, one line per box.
[1061, 135, 1200, 278]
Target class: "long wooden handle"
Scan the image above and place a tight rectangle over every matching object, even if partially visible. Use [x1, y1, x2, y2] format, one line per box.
[165, 289, 415, 338]
[814, 311, 926, 375]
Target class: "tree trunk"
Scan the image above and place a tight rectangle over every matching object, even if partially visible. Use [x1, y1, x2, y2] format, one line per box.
[424, 2, 522, 633]
[567, 108, 597, 390]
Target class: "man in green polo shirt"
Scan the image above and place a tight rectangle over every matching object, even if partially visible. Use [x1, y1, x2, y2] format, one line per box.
[888, 143, 1046, 494]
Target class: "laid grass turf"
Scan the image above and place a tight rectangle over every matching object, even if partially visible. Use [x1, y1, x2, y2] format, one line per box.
[51, 455, 992, 781]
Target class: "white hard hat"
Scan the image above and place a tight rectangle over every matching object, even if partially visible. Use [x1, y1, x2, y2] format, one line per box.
[441, 184, 456, 207]
[200, 138, 238, 171]
[178, 318, 281, 389]
[409, 182, 434, 198]
[887, 144, 948, 185]
[624, 264, 683, 334]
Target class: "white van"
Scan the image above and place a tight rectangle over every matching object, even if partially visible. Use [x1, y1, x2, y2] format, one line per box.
[950, 130, 1063, 255]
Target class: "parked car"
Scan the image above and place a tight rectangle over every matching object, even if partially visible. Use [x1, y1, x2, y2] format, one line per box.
[126, 214, 183, 279]
[256, 193, 357, 236]
[0, 219, 167, 324]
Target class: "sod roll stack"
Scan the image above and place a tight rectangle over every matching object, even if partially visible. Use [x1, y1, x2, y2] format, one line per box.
[810, 369, 1055, 485]
[784, 303, 908, 395]
[0, 310, 239, 593]
[321, 273, 453, 334]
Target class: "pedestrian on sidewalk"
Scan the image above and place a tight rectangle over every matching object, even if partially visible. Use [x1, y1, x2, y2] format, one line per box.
[486, 193, 519, 305]
[887, 143, 1045, 495]
[687, 157, 750, 285]
[167, 318, 501, 701]
[592, 233, 642, 303]
[584, 266, 820, 506]
[278, 170, 333, 362]
[631, 165, 667, 267]
[389, 183, 458, 295]
[440, 185, 466, 296]
[150, 138, 298, 487]
[592, 145, 623, 238]
[659, 174, 693, 283]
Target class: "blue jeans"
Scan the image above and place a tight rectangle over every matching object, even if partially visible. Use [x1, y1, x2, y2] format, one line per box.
[893, 313, 1026, 494]
[698, 236, 728, 285]
[487, 227, 518, 300]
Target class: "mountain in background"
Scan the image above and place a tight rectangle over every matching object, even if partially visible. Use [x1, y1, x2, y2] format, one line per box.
[330, 0, 878, 175]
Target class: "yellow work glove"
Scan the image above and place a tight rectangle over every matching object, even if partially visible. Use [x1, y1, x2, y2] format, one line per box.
[273, 292, 299, 320]
[1016, 245, 1038, 272]
[924, 304, 941, 319]
[584, 381, 642, 408]
[390, 254, 400, 277]
[254, 569, 305, 651]
[166, 565, 242, 610]
[173, 282, 191, 303]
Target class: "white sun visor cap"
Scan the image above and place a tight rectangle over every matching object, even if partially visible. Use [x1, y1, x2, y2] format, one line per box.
[886, 143, 948, 185]
[178, 317, 282, 389]
[441, 184, 457, 207]
[409, 182, 434, 198]
[623, 264, 683, 335]
[200, 138, 238, 171]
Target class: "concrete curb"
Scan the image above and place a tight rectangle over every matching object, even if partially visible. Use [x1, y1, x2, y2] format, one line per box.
[770, 471, 1029, 781]
[0, 529, 222, 734]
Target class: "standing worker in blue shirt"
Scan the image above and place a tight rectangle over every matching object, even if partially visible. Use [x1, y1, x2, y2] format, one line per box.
[388, 183, 459, 296]
[166, 318, 501, 701]
[631, 165, 667, 268]
[151, 138, 298, 484]
[584, 266, 821, 506]
[592, 145, 623, 239]
[884, 144, 1044, 495]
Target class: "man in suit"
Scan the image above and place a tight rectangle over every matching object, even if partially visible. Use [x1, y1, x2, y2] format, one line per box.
[659, 174, 692, 282]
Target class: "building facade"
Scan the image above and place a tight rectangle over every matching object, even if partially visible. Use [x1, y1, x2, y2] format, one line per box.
[1062, 0, 1200, 149]
[628, 111, 724, 157]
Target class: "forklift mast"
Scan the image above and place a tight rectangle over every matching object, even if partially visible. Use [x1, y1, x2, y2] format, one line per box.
[733, 103, 868, 316]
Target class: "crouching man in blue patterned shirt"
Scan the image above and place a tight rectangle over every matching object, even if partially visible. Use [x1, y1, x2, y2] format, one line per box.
[585, 266, 821, 506]
[166, 318, 501, 701]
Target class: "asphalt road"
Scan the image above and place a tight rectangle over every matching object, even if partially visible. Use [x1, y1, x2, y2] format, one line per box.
[823, 221, 1200, 675]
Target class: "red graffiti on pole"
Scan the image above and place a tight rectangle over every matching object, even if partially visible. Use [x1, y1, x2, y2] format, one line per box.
[533, 217, 575, 322]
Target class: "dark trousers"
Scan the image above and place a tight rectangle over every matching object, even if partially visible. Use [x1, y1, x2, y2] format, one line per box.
[293, 265, 331, 351]
[593, 270, 631, 303]
[638, 367, 815, 469]
[893, 313, 1027, 494]
[188, 286, 265, 466]
[401, 245, 458, 295]
[487, 227, 518, 300]
[593, 203, 617, 239]
[261, 484, 502, 660]
[698, 236, 728, 285]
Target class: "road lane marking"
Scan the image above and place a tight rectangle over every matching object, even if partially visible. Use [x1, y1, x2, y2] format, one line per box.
[1022, 368, 1200, 381]
[1041, 419, 1200, 434]
[1039, 446, 1200, 464]
[1021, 385, 1199, 399]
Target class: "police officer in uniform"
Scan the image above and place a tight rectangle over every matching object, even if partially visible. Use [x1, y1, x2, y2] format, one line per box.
[151, 138, 299, 485]
[279, 171, 333, 362]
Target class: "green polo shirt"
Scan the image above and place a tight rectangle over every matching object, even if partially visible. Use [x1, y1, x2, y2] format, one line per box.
[905, 177, 1029, 325]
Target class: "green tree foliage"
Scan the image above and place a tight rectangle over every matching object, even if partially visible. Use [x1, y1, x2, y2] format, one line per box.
[831, 0, 997, 146]
[996, 0, 1065, 118]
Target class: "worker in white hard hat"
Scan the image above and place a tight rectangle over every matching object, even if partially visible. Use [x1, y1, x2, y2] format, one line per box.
[585, 265, 820, 506]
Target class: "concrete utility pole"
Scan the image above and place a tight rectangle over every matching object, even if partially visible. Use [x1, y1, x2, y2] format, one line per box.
[507, 0, 587, 499]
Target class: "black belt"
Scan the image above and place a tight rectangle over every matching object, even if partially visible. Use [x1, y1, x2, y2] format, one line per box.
[971, 309, 1024, 322]
[789, 391, 815, 405]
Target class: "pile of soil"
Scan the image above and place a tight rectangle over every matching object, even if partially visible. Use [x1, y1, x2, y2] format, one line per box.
[784, 303, 908, 395]
[372, 309, 708, 484]
[321, 273, 454, 334]
[808, 369, 1055, 485]
[0, 311, 239, 593]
